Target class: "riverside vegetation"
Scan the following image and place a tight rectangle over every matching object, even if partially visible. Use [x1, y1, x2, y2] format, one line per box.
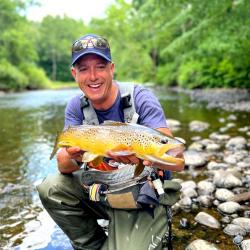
[0, 0, 250, 91]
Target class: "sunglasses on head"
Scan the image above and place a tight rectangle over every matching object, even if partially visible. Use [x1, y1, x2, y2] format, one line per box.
[72, 37, 110, 53]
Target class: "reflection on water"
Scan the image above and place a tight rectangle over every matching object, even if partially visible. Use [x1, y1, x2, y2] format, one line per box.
[0, 87, 249, 249]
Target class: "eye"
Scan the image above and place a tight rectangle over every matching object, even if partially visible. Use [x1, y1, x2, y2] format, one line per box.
[161, 138, 168, 144]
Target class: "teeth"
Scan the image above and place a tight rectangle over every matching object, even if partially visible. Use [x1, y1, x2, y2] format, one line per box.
[89, 84, 101, 88]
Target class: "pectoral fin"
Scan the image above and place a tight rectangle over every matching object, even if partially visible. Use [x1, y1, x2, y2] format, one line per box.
[133, 159, 145, 178]
[110, 145, 134, 156]
[82, 152, 99, 162]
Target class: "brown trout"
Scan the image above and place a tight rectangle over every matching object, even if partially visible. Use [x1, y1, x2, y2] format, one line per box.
[50, 121, 185, 177]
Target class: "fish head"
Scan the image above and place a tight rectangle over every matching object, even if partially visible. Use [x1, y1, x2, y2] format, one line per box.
[154, 135, 185, 166]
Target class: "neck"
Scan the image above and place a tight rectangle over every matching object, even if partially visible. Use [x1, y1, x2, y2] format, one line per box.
[92, 82, 118, 110]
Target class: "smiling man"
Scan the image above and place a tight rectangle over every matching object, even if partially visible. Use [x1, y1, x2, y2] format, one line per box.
[37, 33, 184, 250]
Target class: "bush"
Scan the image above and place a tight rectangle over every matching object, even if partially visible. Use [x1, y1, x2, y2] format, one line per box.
[20, 64, 51, 89]
[0, 60, 28, 90]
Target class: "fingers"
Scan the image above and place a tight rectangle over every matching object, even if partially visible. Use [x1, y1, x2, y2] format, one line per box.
[107, 151, 139, 165]
[66, 147, 85, 162]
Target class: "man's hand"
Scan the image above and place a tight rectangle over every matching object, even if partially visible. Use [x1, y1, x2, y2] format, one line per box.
[106, 151, 139, 165]
[66, 146, 85, 162]
[57, 147, 85, 174]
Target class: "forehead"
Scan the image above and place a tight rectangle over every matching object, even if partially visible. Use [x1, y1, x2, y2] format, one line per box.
[76, 54, 108, 65]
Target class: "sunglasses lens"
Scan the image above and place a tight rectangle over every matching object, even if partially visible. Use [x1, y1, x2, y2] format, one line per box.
[72, 37, 109, 53]
[72, 41, 83, 52]
[94, 38, 109, 49]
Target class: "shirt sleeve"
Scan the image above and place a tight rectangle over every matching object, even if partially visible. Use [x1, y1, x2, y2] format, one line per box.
[134, 85, 168, 129]
[64, 94, 83, 128]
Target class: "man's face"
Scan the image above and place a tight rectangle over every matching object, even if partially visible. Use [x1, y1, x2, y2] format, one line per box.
[71, 54, 115, 106]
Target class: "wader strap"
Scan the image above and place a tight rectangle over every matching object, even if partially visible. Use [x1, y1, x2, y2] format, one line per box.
[80, 95, 99, 125]
[118, 82, 139, 124]
[80, 82, 139, 125]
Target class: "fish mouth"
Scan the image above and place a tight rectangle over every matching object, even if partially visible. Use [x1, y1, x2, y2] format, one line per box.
[165, 145, 184, 158]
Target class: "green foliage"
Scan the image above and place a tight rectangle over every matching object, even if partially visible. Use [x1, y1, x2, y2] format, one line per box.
[0, 0, 249, 90]
[37, 16, 86, 81]
[0, 60, 28, 90]
[20, 64, 51, 89]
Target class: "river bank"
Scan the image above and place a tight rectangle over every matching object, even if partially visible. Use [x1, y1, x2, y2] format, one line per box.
[0, 87, 249, 249]
[170, 87, 250, 112]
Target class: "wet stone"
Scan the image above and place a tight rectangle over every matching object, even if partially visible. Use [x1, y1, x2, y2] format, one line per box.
[197, 195, 214, 208]
[213, 170, 242, 188]
[179, 218, 190, 229]
[189, 120, 210, 132]
[223, 224, 247, 236]
[221, 216, 231, 224]
[194, 211, 220, 229]
[233, 235, 244, 246]
[207, 161, 228, 170]
[232, 217, 250, 232]
[184, 150, 207, 167]
[226, 136, 247, 150]
[181, 180, 197, 190]
[218, 201, 241, 214]
[181, 187, 198, 198]
[179, 196, 192, 209]
[197, 180, 215, 195]
[185, 239, 220, 250]
[241, 239, 250, 250]
[215, 188, 235, 202]
[209, 132, 230, 141]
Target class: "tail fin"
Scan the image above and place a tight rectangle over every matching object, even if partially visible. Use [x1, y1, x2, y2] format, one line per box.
[49, 132, 60, 160]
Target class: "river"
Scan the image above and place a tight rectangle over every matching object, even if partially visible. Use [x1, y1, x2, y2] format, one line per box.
[0, 87, 249, 249]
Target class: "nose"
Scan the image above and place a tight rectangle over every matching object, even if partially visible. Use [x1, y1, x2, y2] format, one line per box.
[89, 67, 97, 81]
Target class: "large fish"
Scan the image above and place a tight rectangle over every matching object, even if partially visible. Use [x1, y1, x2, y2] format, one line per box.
[50, 121, 185, 177]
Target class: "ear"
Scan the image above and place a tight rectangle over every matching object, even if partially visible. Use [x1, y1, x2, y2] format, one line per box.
[71, 66, 77, 80]
[110, 62, 115, 78]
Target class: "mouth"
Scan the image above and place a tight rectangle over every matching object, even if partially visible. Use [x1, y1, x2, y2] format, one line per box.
[88, 83, 102, 90]
[165, 146, 184, 158]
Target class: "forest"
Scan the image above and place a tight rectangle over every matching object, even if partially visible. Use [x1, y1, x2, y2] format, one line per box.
[0, 0, 250, 91]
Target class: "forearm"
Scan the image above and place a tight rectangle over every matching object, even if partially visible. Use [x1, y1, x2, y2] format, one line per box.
[57, 148, 81, 174]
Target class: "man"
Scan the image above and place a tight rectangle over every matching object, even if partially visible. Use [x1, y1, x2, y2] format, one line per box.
[37, 34, 184, 250]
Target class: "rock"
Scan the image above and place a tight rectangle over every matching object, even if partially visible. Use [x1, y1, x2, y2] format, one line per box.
[181, 180, 197, 190]
[232, 217, 250, 232]
[189, 121, 209, 132]
[179, 218, 190, 228]
[230, 191, 250, 203]
[207, 161, 228, 170]
[167, 119, 181, 131]
[197, 180, 215, 195]
[188, 142, 204, 151]
[184, 150, 207, 167]
[182, 187, 198, 198]
[215, 189, 235, 202]
[197, 195, 214, 207]
[241, 239, 250, 250]
[185, 239, 220, 250]
[218, 201, 241, 214]
[206, 143, 221, 151]
[194, 212, 220, 229]
[209, 132, 230, 141]
[179, 196, 192, 209]
[223, 224, 247, 236]
[213, 170, 242, 188]
[227, 114, 237, 121]
[226, 136, 247, 150]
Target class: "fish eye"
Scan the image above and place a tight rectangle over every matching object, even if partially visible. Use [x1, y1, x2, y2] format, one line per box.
[161, 138, 168, 144]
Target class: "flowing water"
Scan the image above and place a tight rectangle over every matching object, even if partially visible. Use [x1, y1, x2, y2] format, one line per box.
[0, 87, 249, 249]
